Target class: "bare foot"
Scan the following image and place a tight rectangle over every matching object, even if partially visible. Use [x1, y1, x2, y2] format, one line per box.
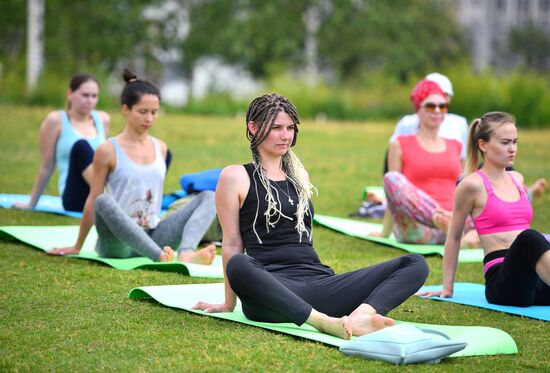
[317, 316, 353, 340]
[433, 208, 452, 232]
[347, 313, 396, 336]
[178, 244, 216, 265]
[367, 192, 384, 204]
[159, 246, 175, 262]
[530, 178, 547, 199]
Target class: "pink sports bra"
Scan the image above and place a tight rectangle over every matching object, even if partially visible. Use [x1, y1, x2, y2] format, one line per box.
[472, 171, 532, 235]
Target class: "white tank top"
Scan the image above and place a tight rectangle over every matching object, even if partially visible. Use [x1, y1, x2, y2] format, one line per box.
[105, 137, 165, 229]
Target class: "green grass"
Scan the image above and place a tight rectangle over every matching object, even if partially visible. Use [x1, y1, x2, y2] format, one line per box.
[1, 104, 549, 371]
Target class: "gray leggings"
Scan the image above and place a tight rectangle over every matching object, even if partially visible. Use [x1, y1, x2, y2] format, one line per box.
[94, 191, 216, 261]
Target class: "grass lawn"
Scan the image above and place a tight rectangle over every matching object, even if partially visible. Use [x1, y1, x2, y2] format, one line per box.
[1, 104, 549, 371]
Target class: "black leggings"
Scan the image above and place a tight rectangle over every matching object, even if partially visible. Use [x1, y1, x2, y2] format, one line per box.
[226, 253, 429, 326]
[62, 140, 94, 212]
[484, 229, 550, 306]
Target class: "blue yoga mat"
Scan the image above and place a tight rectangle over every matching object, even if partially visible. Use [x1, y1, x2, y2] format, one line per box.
[0, 192, 187, 219]
[419, 283, 550, 321]
[0, 194, 82, 218]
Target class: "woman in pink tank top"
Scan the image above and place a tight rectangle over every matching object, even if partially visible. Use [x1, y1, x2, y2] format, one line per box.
[419, 112, 550, 306]
[373, 79, 477, 246]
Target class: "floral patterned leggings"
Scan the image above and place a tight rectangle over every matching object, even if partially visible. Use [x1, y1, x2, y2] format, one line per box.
[383, 171, 472, 245]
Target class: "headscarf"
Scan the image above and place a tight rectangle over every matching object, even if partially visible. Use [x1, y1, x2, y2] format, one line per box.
[410, 79, 446, 112]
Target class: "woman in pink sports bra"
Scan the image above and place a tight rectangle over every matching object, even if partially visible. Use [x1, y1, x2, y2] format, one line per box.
[420, 112, 550, 306]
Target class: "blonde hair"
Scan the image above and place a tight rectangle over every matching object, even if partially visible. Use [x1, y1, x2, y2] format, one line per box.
[246, 93, 317, 243]
[465, 111, 516, 174]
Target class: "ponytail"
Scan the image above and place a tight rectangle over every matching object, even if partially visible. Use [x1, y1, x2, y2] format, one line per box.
[465, 118, 482, 174]
[464, 112, 516, 174]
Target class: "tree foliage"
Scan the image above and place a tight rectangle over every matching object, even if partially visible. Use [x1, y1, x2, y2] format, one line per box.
[181, 0, 467, 82]
[0, 0, 470, 98]
[318, 0, 467, 82]
[0, 0, 26, 69]
[44, 0, 164, 74]
[183, 0, 310, 77]
[510, 24, 550, 72]
[0, 0, 165, 79]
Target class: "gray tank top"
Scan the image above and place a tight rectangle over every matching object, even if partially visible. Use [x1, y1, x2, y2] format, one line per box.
[105, 137, 165, 229]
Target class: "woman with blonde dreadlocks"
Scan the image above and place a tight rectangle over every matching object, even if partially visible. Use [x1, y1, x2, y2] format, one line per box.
[193, 93, 429, 339]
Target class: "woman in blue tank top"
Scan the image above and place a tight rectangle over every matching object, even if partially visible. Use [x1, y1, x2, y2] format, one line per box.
[13, 73, 110, 212]
[49, 69, 217, 265]
[193, 93, 429, 339]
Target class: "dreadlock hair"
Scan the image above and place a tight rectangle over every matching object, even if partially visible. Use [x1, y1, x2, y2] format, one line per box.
[465, 112, 516, 174]
[245, 93, 317, 243]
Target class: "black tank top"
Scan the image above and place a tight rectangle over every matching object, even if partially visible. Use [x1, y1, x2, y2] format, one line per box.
[239, 163, 330, 271]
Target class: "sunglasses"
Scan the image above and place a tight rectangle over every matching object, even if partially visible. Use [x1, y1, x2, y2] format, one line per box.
[421, 102, 449, 113]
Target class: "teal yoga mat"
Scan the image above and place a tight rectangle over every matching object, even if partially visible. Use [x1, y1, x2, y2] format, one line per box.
[0, 225, 223, 278]
[0, 193, 83, 218]
[0, 193, 182, 218]
[419, 283, 550, 321]
[128, 282, 517, 357]
[314, 214, 484, 263]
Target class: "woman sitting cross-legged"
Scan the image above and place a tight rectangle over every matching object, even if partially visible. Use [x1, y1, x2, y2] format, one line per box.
[373, 79, 478, 247]
[192, 93, 429, 339]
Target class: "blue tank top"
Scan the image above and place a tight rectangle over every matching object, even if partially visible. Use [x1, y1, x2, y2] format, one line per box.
[55, 110, 106, 194]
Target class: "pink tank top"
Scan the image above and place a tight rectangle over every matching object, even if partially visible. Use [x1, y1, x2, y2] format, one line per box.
[398, 135, 462, 211]
[472, 171, 532, 236]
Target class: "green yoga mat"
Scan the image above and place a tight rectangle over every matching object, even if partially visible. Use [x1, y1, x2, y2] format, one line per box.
[313, 214, 484, 263]
[0, 225, 223, 278]
[128, 282, 517, 357]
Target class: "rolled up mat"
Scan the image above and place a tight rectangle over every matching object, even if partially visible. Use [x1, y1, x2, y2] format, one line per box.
[0, 225, 223, 278]
[128, 282, 517, 357]
[313, 214, 483, 263]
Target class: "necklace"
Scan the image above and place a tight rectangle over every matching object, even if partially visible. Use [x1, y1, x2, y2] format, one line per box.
[273, 179, 295, 206]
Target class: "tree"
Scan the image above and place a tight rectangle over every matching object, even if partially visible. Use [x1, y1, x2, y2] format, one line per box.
[27, 0, 44, 92]
[0, 0, 26, 68]
[182, 0, 310, 78]
[318, 0, 467, 82]
[510, 24, 550, 72]
[181, 0, 466, 83]
[43, 0, 165, 75]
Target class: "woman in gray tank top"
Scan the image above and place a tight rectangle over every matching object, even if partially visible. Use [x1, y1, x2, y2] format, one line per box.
[49, 69, 217, 264]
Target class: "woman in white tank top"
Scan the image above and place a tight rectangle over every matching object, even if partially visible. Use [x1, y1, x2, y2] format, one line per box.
[49, 69, 217, 264]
